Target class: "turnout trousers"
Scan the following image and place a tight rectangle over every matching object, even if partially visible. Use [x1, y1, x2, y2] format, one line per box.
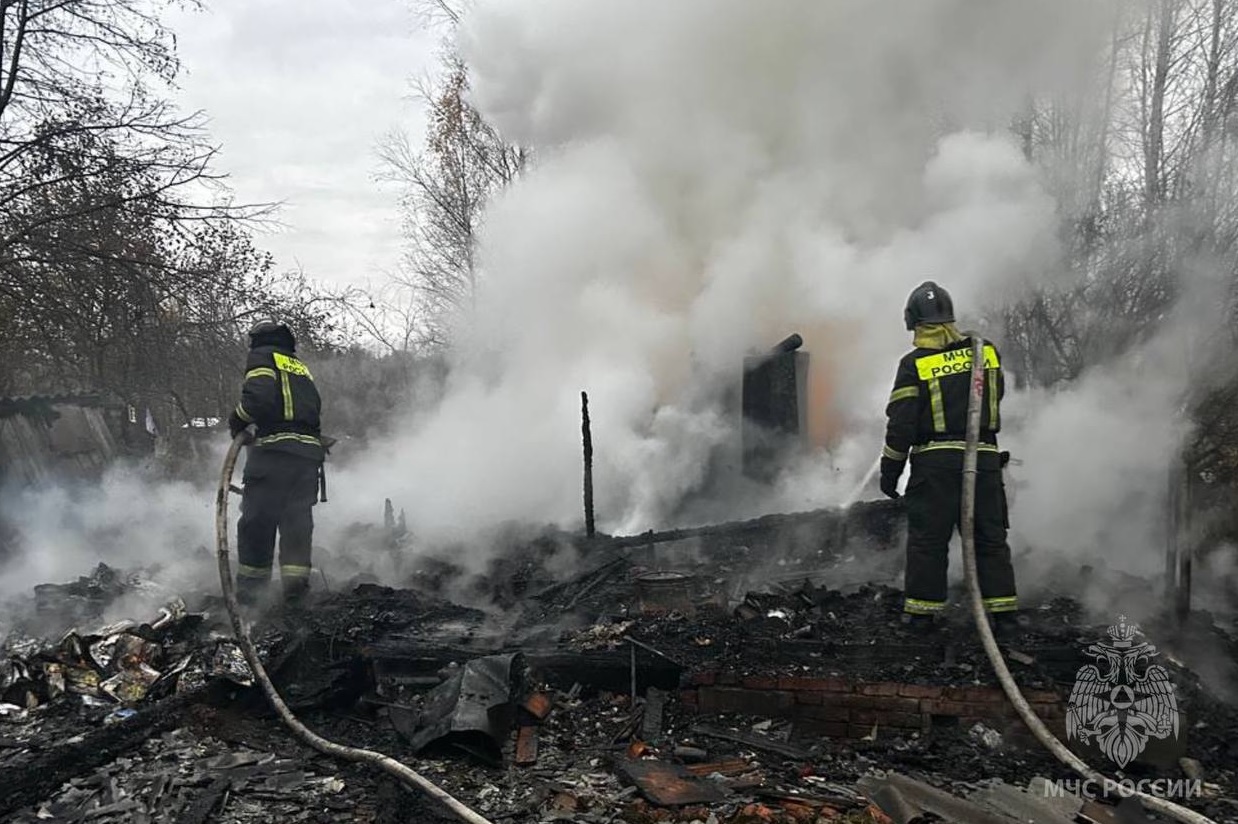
[902, 449, 1018, 616]
[236, 448, 321, 603]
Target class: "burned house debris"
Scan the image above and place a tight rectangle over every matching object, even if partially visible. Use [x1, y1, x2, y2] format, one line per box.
[1, 495, 1235, 824]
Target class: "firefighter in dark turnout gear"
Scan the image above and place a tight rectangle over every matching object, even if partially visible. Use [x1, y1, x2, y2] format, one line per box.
[880, 282, 1019, 629]
[228, 320, 325, 607]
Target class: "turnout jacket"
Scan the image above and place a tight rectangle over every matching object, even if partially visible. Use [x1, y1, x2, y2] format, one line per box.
[881, 335, 1004, 479]
[228, 345, 325, 462]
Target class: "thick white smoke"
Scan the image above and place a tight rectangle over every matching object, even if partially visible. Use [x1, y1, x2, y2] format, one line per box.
[5, 0, 1215, 622]
[0, 467, 220, 635]
[327, 0, 1123, 556]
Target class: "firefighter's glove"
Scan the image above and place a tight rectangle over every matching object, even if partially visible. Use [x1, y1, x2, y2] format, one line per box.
[227, 410, 247, 438]
[228, 417, 255, 445]
[879, 455, 904, 500]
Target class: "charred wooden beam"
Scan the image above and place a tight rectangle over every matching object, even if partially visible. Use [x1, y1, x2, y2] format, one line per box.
[364, 643, 682, 696]
[582, 391, 596, 539]
[597, 498, 904, 552]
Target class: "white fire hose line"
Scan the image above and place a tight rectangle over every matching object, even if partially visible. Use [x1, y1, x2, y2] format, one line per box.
[843, 455, 882, 509]
[959, 339, 1215, 824]
[216, 434, 497, 824]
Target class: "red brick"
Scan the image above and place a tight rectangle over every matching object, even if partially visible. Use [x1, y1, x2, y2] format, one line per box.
[515, 726, 539, 765]
[690, 671, 717, 687]
[833, 694, 876, 710]
[777, 675, 849, 692]
[869, 696, 923, 714]
[898, 684, 943, 699]
[882, 711, 925, 729]
[1032, 703, 1064, 720]
[699, 687, 794, 715]
[858, 682, 902, 697]
[799, 704, 849, 722]
[1023, 689, 1061, 703]
[718, 671, 740, 686]
[523, 692, 553, 720]
[848, 723, 880, 739]
[921, 699, 970, 716]
[941, 686, 969, 701]
[741, 675, 780, 690]
[850, 709, 881, 726]
[680, 690, 698, 707]
[962, 686, 1006, 704]
[795, 691, 825, 705]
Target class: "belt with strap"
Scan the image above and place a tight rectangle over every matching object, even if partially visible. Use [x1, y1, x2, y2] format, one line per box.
[911, 440, 1000, 455]
[254, 432, 322, 448]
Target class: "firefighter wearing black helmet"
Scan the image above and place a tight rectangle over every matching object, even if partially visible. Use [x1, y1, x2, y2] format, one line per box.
[879, 282, 1020, 632]
[227, 319, 326, 607]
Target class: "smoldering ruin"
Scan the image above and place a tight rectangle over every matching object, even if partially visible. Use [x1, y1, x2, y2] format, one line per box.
[5, 0, 1238, 821]
[2, 385, 1237, 824]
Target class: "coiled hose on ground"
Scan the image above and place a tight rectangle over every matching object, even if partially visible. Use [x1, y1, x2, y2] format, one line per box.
[959, 338, 1215, 824]
[215, 433, 497, 824]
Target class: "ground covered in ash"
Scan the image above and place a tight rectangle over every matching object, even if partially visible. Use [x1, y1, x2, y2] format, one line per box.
[2, 508, 1237, 824]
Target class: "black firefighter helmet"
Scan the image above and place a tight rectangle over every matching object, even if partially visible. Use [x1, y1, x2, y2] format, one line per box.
[247, 318, 296, 351]
[903, 281, 955, 330]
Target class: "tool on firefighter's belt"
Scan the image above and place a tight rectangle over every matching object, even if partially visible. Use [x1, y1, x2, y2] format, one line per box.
[959, 340, 1213, 824]
[215, 433, 497, 824]
[229, 484, 244, 496]
[318, 435, 336, 503]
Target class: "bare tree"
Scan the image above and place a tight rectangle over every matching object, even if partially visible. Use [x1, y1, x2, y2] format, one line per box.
[378, 50, 528, 349]
[0, 0, 340, 428]
[994, 0, 1238, 388]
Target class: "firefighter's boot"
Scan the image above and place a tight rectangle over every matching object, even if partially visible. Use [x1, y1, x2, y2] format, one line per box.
[901, 613, 939, 634]
[282, 576, 309, 607]
[236, 576, 269, 609]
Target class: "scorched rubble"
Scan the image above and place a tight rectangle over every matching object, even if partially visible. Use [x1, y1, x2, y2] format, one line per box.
[0, 536, 1235, 823]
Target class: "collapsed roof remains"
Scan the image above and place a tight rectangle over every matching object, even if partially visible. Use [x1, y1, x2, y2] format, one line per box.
[0, 501, 1235, 823]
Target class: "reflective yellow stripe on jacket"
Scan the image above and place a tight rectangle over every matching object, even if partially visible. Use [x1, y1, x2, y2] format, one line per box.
[888, 386, 919, 404]
[882, 444, 907, 461]
[928, 379, 945, 432]
[904, 598, 946, 615]
[254, 433, 322, 448]
[910, 441, 1000, 455]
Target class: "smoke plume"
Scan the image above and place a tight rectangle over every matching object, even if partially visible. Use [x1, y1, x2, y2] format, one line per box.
[5, 1, 1227, 631]
[328, 0, 1121, 556]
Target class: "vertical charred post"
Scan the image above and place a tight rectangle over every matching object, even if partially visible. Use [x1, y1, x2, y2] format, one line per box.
[582, 391, 595, 538]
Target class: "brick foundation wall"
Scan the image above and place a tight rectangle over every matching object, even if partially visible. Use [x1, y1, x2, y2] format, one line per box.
[680, 671, 1065, 742]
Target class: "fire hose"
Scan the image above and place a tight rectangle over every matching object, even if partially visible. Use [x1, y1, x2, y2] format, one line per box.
[960, 338, 1215, 824]
[215, 433, 497, 824]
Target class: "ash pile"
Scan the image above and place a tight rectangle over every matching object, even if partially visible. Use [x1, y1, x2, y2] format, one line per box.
[0, 515, 1236, 823]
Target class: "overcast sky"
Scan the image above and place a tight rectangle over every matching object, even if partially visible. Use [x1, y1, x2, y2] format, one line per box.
[166, 0, 440, 287]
